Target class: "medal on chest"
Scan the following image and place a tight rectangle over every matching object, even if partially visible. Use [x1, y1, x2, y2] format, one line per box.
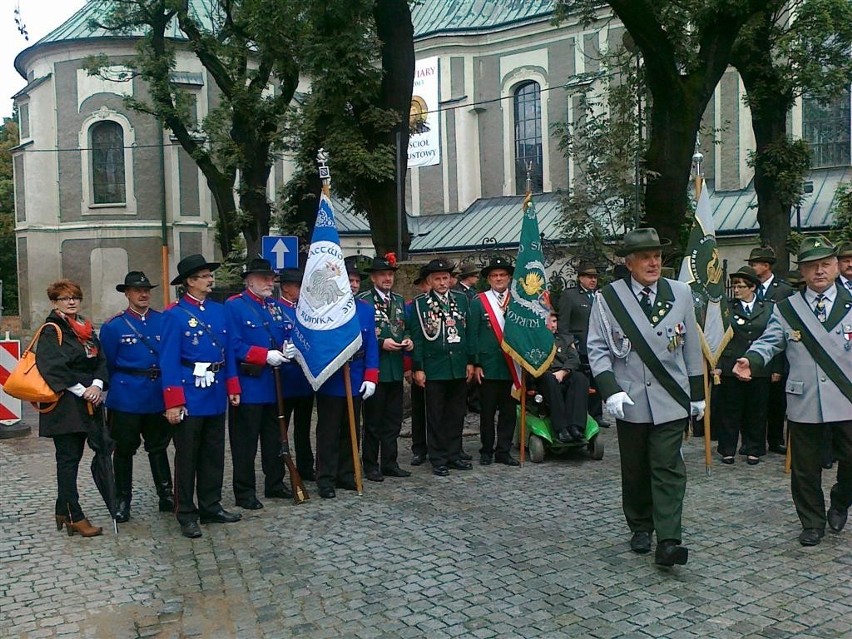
[843, 324, 852, 350]
[666, 322, 685, 352]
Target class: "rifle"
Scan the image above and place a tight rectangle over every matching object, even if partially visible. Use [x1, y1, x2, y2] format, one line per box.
[273, 366, 309, 504]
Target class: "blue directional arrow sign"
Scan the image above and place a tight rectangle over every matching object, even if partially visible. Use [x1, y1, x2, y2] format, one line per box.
[261, 235, 299, 271]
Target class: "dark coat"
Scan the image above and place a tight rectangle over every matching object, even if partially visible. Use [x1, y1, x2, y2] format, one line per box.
[761, 276, 794, 303]
[548, 333, 581, 373]
[718, 299, 778, 378]
[468, 292, 511, 381]
[36, 312, 109, 438]
[557, 286, 595, 354]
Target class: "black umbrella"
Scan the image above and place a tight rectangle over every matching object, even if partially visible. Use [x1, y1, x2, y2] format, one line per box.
[88, 403, 119, 534]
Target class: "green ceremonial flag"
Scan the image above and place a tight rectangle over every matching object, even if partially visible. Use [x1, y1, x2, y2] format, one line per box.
[502, 194, 556, 376]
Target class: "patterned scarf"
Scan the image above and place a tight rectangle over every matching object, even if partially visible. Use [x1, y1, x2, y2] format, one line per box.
[58, 311, 99, 358]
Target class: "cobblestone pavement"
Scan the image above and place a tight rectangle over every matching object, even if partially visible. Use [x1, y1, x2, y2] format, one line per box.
[1, 411, 850, 639]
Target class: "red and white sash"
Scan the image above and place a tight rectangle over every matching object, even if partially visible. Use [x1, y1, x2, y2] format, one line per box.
[479, 291, 522, 394]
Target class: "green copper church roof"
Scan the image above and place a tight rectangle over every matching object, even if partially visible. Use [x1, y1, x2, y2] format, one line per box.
[16, 0, 556, 78]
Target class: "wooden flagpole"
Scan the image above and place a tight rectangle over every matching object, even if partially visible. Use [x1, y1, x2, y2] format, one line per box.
[519, 372, 527, 466]
[343, 363, 363, 495]
[695, 168, 713, 476]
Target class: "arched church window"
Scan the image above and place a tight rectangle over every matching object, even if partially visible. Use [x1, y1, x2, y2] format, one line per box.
[514, 81, 543, 194]
[90, 120, 126, 204]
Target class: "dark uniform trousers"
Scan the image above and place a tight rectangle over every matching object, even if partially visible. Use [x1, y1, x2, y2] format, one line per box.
[536, 370, 590, 433]
[285, 395, 315, 478]
[717, 377, 769, 457]
[53, 432, 94, 520]
[425, 379, 467, 467]
[478, 379, 516, 459]
[228, 403, 286, 501]
[315, 396, 361, 490]
[172, 414, 226, 524]
[766, 379, 786, 448]
[110, 409, 173, 508]
[410, 383, 427, 457]
[790, 420, 852, 531]
[363, 381, 403, 473]
[616, 418, 688, 543]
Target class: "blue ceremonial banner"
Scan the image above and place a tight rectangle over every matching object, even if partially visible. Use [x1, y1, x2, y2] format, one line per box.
[292, 193, 362, 390]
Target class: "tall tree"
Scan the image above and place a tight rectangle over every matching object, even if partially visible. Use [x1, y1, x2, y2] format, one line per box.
[91, 0, 302, 258]
[731, 0, 852, 272]
[557, 1, 764, 248]
[0, 117, 19, 314]
[283, 0, 415, 256]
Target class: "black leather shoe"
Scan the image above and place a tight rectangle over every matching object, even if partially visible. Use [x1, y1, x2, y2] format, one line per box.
[264, 485, 293, 499]
[410, 453, 427, 466]
[721, 456, 735, 465]
[337, 481, 358, 491]
[158, 496, 175, 513]
[115, 501, 130, 523]
[655, 540, 688, 566]
[828, 507, 848, 533]
[556, 428, 572, 444]
[433, 465, 450, 477]
[768, 444, 787, 455]
[567, 425, 584, 441]
[200, 509, 242, 524]
[597, 419, 611, 429]
[383, 467, 411, 478]
[448, 459, 473, 470]
[747, 456, 760, 465]
[495, 456, 520, 467]
[480, 454, 493, 466]
[236, 497, 264, 510]
[459, 451, 472, 461]
[318, 486, 336, 499]
[822, 460, 835, 470]
[365, 470, 384, 482]
[630, 531, 651, 554]
[180, 521, 202, 539]
[798, 528, 824, 546]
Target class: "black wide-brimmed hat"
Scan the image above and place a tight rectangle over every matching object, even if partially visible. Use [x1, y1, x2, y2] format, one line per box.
[746, 246, 776, 265]
[364, 254, 399, 272]
[481, 256, 515, 278]
[344, 256, 363, 279]
[241, 257, 275, 279]
[413, 266, 429, 286]
[422, 258, 456, 276]
[728, 265, 760, 287]
[278, 268, 303, 285]
[793, 236, 837, 264]
[615, 228, 671, 257]
[576, 261, 599, 276]
[170, 254, 220, 286]
[456, 262, 479, 279]
[116, 271, 157, 292]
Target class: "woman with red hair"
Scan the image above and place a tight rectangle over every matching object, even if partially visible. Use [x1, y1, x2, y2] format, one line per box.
[36, 279, 109, 537]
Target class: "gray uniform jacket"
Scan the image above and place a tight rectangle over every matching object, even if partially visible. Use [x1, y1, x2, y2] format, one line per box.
[745, 285, 852, 424]
[587, 278, 705, 425]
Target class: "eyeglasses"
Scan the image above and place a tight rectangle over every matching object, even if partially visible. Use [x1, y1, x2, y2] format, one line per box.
[731, 284, 751, 289]
[190, 274, 215, 280]
[55, 296, 83, 302]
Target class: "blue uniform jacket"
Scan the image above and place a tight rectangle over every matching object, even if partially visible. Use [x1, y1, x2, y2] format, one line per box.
[100, 308, 166, 414]
[225, 290, 287, 405]
[161, 295, 240, 416]
[317, 300, 380, 397]
[280, 300, 314, 398]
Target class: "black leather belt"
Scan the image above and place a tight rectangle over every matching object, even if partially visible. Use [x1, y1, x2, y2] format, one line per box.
[116, 366, 161, 380]
[181, 359, 225, 373]
[348, 349, 365, 363]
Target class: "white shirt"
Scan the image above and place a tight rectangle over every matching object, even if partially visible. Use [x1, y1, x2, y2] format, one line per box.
[840, 276, 852, 292]
[805, 284, 837, 318]
[740, 300, 753, 315]
[759, 274, 775, 298]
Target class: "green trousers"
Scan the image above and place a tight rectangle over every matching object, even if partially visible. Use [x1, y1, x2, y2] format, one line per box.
[616, 419, 687, 542]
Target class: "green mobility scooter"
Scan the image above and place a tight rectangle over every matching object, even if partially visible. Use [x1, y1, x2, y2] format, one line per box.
[517, 389, 604, 463]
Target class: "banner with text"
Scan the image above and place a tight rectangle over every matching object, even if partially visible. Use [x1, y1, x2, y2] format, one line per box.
[407, 57, 441, 168]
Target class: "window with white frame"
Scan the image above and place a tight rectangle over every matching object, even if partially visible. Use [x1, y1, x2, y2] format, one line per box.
[802, 87, 851, 169]
[90, 120, 126, 204]
[514, 81, 544, 194]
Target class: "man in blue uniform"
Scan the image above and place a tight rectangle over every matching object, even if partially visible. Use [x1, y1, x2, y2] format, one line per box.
[162, 254, 242, 538]
[278, 268, 316, 480]
[100, 271, 172, 523]
[225, 257, 295, 510]
[314, 260, 379, 499]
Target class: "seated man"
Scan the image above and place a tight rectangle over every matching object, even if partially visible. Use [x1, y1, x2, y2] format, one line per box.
[535, 312, 590, 443]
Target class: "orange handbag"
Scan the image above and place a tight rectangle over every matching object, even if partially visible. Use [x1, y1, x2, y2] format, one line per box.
[2, 322, 64, 412]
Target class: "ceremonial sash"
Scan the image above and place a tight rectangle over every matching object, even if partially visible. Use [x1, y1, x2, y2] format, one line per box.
[777, 297, 852, 405]
[479, 291, 522, 393]
[600, 285, 690, 411]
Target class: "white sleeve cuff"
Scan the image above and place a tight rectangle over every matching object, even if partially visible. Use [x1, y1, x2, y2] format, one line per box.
[91, 379, 104, 390]
[68, 384, 86, 397]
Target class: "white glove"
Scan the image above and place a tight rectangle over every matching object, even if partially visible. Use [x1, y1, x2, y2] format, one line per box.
[359, 381, 376, 400]
[266, 350, 286, 366]
[282, 342, 297, 360]
[690, 400, 706, 421]
[605, 391, 634, 420]
[192, 363, 212, 388]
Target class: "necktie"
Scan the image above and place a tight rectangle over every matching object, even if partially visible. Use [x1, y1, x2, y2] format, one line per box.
[587, 290, 594, 303]
[756, 285, 765, 302]
[846, 280, 852, 292]
[814, 294, 827, 323]
[742, 303, 750, 318]
[639, 287, 653, 318]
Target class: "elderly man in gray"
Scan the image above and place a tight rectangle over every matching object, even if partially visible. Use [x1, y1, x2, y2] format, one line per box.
[587, 228, 705, 567]
[734, 236, 852, 547]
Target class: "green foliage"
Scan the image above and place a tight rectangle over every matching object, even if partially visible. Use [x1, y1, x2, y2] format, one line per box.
[554, 48, 645, 262]
[830, 183, 852, 245]
[0, 117, 19, 314]
[747, 138, 812, 207]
